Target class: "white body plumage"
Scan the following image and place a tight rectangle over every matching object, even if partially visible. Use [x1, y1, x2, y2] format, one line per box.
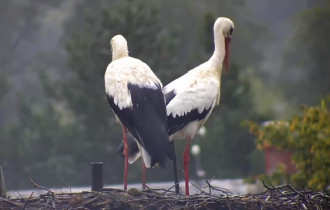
[164, 62, 221, 140]
[163, 17, 234, 142]
[105, 56, 162, 110]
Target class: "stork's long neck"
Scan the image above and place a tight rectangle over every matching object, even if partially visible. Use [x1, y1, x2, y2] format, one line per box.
[210, 31, 225, 106]
[209, 32, 225, 78]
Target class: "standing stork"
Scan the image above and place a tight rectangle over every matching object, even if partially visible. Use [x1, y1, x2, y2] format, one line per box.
[163, 17, 234, 195]
[104, 34, 175, 190]
[116, 17, 234, 195]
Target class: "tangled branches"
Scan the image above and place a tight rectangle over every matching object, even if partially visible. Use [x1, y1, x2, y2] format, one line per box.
[1, 181, 329, 209]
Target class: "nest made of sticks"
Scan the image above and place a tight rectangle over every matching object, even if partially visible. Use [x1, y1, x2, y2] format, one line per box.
[1, 180, 329, 210]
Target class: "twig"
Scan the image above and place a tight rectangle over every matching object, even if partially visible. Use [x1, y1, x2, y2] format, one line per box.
[278, 183, 305, 197]
[29, 178, 57, 208]
[93, 200, 112, 207]
[189, 180, 209, 195]
[22, 191, 34, 209]
[262, 180, 272, 191]
[206, 180, 213, 194]
[205, 180, 232, 196]
[143, 185, 179, 199]
[141, 198, 167, 210]
[144, 182, 179, 194]
[0, 196, 22, 207]
[82, 194, 99, 206]
[28, 178, 54, 195]
[269, 183, 288, 197]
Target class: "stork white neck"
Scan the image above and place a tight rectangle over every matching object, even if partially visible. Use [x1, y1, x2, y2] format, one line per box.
[210, 20, 226, 73]
[209, 17, 234, 105]
[111, 34, 129, 61]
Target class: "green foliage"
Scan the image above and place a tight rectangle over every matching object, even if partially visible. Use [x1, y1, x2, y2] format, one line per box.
[245, 97, 330, 191]
[0, 98, 85, 188]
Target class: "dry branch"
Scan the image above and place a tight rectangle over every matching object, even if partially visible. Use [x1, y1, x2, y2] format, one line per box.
[1, 182, 329, 209]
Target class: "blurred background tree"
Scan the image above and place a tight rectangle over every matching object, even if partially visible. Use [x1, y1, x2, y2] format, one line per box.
[0, 0, 328, 190]
[0, 73, 7, 102]
[280, 2, 330, 104]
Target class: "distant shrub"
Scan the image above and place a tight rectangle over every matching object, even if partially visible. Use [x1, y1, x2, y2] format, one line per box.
[244, 97, 330, 191]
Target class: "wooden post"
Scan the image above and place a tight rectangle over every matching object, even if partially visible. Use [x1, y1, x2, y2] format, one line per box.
[0, 166, 6, 198]
[91, 162, 103, 191]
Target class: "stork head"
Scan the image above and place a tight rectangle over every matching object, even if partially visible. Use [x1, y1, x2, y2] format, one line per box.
[214, 17, 234, 73]
[110, 34, 129, 61]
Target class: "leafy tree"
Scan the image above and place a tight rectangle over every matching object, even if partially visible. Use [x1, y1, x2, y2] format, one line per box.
[245, 97, 330, 191]
[281, 4, 330, 104]
[0, 95, 84, 188]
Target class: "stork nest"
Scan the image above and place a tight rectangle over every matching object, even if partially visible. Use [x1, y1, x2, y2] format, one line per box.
[1, 180, 329, 209]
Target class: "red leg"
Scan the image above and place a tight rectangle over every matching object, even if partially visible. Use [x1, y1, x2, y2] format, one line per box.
[141, 159, 146, 190]
[122, 126, 128, 191]
[183, 137, 192, 196]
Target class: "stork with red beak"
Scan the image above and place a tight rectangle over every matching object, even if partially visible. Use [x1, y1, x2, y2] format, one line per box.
[164, 17, 234, 195]
[117, 17, 234, 195]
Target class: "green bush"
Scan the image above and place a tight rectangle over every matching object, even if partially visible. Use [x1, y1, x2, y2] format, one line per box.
[245, 97, 330, 191]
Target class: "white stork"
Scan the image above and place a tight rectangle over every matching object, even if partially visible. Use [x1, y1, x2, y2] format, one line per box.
[104, 34, 175, 190]
[164, 17, 234, 195]
[116, 17, 234, 195]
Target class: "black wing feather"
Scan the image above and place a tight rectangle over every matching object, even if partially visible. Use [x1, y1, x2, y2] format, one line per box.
[165, 90, 211, 136]
[107, 83, 174, 167]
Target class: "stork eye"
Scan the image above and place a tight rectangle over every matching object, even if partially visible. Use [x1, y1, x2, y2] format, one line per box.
[229, 27, 234, 35]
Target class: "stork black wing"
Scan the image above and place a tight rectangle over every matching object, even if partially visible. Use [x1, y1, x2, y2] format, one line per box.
[107, 83, 174, 167]
[165, 90, 212, 136]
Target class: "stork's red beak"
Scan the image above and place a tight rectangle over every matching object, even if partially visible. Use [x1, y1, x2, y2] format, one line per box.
[224, 36, 231, 73]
